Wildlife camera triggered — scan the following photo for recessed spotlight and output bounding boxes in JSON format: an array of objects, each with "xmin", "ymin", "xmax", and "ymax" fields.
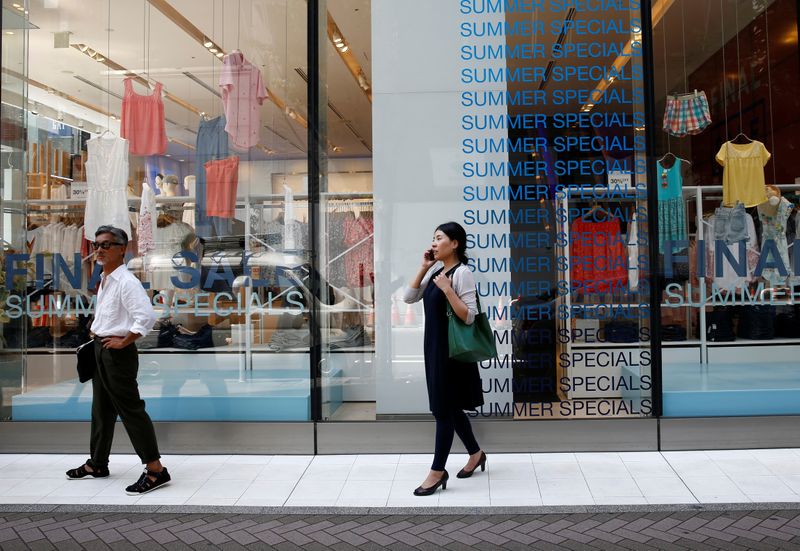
[
  {"xmin": 166, "ymin": 154, "xmax": 172, "ymax": 157},
  {"xmin": 12, "ymin": 3, "xmax": 21, "ymax": 7},
  {"xmin": 209, "ymin": 47, "xmax": 217, "ymax": 53},
  {"xmin": 77, "ymin": 44, "xmax": 88, "ymax": 52},
  {"xmin": 216, "ymin": 52, "xmax": 223, "ymax": 58},
  {"xmin": 95, "ymin": 56, "xmax": 105, "ymax": 62},
  {"xmin": 5, "ymin": 31, "xmax": 14, "ymax": 36},
  {"xmin": 339, "ymin": 45, "xmax": 349, "ymax": 53},
  {"xmin": 203, "ymin": 39, "xmax": 213, "ymax": 47}
]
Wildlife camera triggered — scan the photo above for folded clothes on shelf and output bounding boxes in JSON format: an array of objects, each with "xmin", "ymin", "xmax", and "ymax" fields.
[
  {"xmin": 173, "ymin": 324, "xmax": 214, "ymax": 350},
  {"xmin": 661, "ymin": 324, "xmax": 687, "ymax": 342},
  {"xmin": 604, "ymin": 322, "xmax": 639, "ymax": 343},
  {"xmin": 737, "ymin": 305, "xmax": 775, "ymax": 340}
]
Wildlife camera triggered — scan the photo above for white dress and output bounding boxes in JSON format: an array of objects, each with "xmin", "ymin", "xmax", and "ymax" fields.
[{"xmin": 84, "ymin": 136, "xmax": 132, "ymax": 238}]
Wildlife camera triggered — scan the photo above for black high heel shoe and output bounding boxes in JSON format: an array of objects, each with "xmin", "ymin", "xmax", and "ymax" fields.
[
  {"xmin": 413, "ymin": 470, "xmax": 449, "ymax": 496},
  {"xmin": 456, "ymin": 451, "xmax": 487, "ymax": 479}
]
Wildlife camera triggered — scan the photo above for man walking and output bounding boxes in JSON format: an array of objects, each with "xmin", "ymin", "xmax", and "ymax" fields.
[{"xmin": 66, "ymin": 225, "xmax": 171, "ymax": 495}]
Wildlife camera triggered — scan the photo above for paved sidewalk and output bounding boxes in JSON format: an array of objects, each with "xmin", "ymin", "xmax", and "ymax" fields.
[
  {"xmin": 2, "ymin": 508, "xmax": 800, "ymax": 550},
  {"xmin": 3, "ymin": 449, "xmax": 800, "ymax": 508}
]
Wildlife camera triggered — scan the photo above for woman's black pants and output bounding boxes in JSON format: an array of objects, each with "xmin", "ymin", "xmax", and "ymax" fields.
[{"xmin": 432, "ymin": 408, "xmax": 480, "ymax": 471}]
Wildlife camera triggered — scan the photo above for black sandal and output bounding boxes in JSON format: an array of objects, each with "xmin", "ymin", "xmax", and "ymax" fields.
[
  {"xmin": 125, "ymin": 467, "xmax": 171, "ymax": 495},
  {"xmin": 66, "ymin": 460, "xmax": 109, "ymax": 480}
]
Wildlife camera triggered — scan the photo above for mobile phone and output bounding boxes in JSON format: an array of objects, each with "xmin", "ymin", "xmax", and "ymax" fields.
[{"xmin": 425, "ymin": 249, "xmax": 435, "ymax": 261}]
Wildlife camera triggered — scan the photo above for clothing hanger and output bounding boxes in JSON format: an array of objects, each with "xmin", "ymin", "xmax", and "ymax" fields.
[
  {"xmin": 730, "ymin": 132, "xmax": 753, "ymax": 144},
  {"xmin": 657, "ymin": 152, "xmax": 691, "ymax": 168},
  {"xmin": 583, "ymin": 202, "xmax": 610, "ymax": 220}
]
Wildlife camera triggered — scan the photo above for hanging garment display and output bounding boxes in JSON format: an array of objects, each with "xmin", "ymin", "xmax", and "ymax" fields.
[
  {"xmin": 182, "ymin": 175, "xmax": 196, "ymax": 228},
  {"xmin": 570, "ymin": 217, "xmax": 628, "ymax": 293},
  {"xmin": 194, "ymin": 115, "xmax": 230, "ymax": 237},
  {"xmin": 84, "ymin": 135, "xmax": 132, "ymax": 238},
  {"xmin": 627, "ymin": 213, "xmax": 639, "ymax": 290},
  {"xmin": 143, "ymin": 221, "xmax": 195, "ymax": 291},
  {"xmin": 343, "ymin": 213, "xmax": 374, "ymax": 287},
  {"xmin": 219, "ymin": 51, "xmax": 268, "ymax": 150},
  {"xmin": 657, "ymin": 160, "xmax": 688, "ymax": 254},
  {"xmin": 704, "ymin": 205, "xmax": 759, "ymax": 291},
  {"xmin": 120, "ymin": 78, "xmax": 168, "ymax": 156},
  {"xmin": 716, "ymin": 140, "xmax": 771, "ymax": 207},
  {"xmin": 138, "ymin": 183, "xmax": 156, "ymax": 256},
  {"xmin": 204, "ymin": 156, "xmax": 239, "ymax": 218},
  {"xmin": 757, "ymin": 196, "xmax": 793, "ymax": 287},
  {"xmin": 662, "ymin": 90, "xmax": 711, "ymax": 137}
]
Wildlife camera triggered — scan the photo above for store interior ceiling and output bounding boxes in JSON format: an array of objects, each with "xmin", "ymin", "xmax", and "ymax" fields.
[
  {"xmin": 15, "ymin": 0, "xmax": 373, "ymax": 161},
  {"xmin": 506, "ymin": 0, "xmax": 776, "ymax": 116},
  {"xmin": 7, "ymin": 0, "xmax": 784, "ymax": 159}
]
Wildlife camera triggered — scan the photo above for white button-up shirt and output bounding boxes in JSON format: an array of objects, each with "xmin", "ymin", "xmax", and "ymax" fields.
[{"xmin": 90, "ymin": 265, "xmax": 157, "ymax": 337}]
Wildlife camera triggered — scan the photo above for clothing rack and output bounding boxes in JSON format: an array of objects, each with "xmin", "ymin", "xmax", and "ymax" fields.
[{"xmin": 677, "ymin": 183, "xmax": 800, "ymax": 361}]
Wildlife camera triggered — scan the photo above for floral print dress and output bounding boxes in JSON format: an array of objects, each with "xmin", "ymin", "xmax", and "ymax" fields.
[{"xmin": 758, "ymin": 197, "xmax": 793, "ymax": 287}]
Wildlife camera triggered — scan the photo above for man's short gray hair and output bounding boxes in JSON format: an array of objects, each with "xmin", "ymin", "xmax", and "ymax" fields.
[{"xmin": 95, "ymin": 225, "xmax": 129, "ymax": 246}]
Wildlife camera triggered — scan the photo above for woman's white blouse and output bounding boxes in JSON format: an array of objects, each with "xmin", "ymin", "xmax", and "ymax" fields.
[{"xmin": 402, "ymin": 263, "xmax": 478, "ymax": 325}]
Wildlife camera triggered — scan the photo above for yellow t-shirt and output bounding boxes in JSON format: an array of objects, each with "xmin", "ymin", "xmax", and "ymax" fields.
[{"xmin": 716, "ymin": 140, "xmax": 771, "ymax": 207}]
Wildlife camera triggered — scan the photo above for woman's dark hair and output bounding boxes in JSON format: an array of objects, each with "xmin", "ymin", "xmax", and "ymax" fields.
[{"xmin": 436, "ymin": 221, "xmax": 469, "ymax": 265}]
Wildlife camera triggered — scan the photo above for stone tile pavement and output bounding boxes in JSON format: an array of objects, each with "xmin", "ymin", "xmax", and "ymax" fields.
[{"xmin": 2, "ymin": 507, "xmax": 800, "ymax": 550}]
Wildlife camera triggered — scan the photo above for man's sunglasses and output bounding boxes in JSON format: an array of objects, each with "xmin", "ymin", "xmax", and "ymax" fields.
[{"xmin": 91, "ymin": 241, "xmax": 124, "ymax": 250}]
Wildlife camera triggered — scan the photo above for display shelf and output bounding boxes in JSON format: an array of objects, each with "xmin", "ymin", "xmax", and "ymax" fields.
[
  {"xmin": 22, "ymin": 345, "xmax": 375, "ymax": 354},
  {"xmin": 706, "ymin": 338, "xmax": 800, "ymax": 347}
]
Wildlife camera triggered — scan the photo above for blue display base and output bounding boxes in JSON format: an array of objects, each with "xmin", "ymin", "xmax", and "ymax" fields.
[
  {"xmin": 12, "ymin": 368, "xmax": 341, "ymax": 421},
  {"xmin": 663, "ymin": 362, "xmax": 800, "ymax": 417}
]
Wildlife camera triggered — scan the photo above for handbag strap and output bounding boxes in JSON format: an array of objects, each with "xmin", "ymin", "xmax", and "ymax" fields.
[{"xmin": 446, "ymin": 265, "xmax": 482, "ymax": 318}]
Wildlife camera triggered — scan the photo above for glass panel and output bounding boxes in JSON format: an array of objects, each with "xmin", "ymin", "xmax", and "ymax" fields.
[
  {"xmin": 0, "ymin": 1, "xmax": 29, "ymax": 421},
  {"xmin": 322, "ymin": 1, "xmax": 653, "ymax": 421},
  {"xmin": 1, "ymin": 0, "xmax": 311, "ymax": 422},
  {"xmin": 655, "ymin": 0, "xmax": 800, "ymax": 416}
]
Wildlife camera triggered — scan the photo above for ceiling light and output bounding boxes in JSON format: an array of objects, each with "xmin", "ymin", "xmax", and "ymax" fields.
[
  {"xmin": 15, "ymin": 5, "xmax": 24, "ymax": 11},
  {"xmin": 339, "ymin": 45, "xmax": 349, "ymax": 53},
  {"xmin": 166, "ymin": 154, "xmax": 172, "ymax": 157},
  {"xmin": 209, "ymin": 47, "xmax": 217, "ymax": 53},
  {"xmin": 216, "ymin": 52, "xmax": 223, "ymax": 58},
  {"xmin": 77, "ymin": 44, "xmax": 88, "ymax": 52},
  {"xmin": 77, "ymin": 120, "xmax": 84, "ymax": 128},
  {"xmin": 203, "ymin": 39, "xmax": 213, "ymax": 48},
  {"xmin": 332, "ymin": 146, "xmax": 341, "ymax": 152},
  {"xmin": 12, "ymin": 3, "xmax": 21, "ymax": 7},
  {"xmin": 95, "ymin": 55, "xmax": 105, "ymax": 62},
  {"xmin": 5, "ymin": 31, "xmax": 14, "ymax": 36}
]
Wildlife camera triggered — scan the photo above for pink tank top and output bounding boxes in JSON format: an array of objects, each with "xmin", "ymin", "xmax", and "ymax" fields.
[{"xmin": 120, "ymin": 78, "xmax": 168, "ymax": 156}]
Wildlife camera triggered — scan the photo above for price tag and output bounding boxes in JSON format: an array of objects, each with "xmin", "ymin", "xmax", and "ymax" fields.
[
  {"xmin": 608, "ymin": 171, "xmax": 633, "ymax": 191},
  {"xmin": 70, "ymin": 182, "xmax": 88, "ymax": 200}
]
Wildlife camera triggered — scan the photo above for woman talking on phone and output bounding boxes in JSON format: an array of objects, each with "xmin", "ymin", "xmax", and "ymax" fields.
[{"xmin": 403, "ymin": 221, "xmax": 486, "ymax": 496}]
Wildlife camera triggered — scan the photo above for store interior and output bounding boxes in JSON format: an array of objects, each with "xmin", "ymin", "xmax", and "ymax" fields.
[
  {"xmin": 652, "ymin": 0, "xmax": 800, "ymax": 416},
  {"xmin": 1, "ymin": 0, "xmax": 798, "ymax": 424},
  {"xmin": 0, "ymin": 0, "xmax": 376, "ymax": 422}
]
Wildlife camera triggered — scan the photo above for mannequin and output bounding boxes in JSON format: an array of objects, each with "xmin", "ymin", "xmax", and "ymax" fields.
[
  {"xmin": 159, "ymin": 174, "xmax": 180, "ymax": 197},
  {"xmin": 183, "ymin": 175, "xmax": 196, "ymax": 228},
  {"xmin": 758, "ymin": 185, "xmax": 793, "ymax": 287},
  {"xmin": 758, "ymin": 185, "xmax": 782, "ymax": 217},
  {"xmin": 184, "ymin": 175, "xmax": 195, "ymax": 197}
]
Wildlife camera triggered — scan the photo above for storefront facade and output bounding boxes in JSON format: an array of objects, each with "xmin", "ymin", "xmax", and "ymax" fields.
[{"xmin": 1, "ymin": 0, "xmax": 799, "ymax": 454}]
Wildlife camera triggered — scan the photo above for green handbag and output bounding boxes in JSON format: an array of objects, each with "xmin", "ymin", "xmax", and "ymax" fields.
[{"xmin": 446, "ymin": 295, "xmax": 498, "ymax": 362}]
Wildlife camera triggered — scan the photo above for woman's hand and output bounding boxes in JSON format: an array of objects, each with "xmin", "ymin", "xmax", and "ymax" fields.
[
  {"xmin": 432, "ymin": 272, "xmax": 453, "ymax": 293},
  {"xmin": 421, "ymin": 249, "xmax": 436, "ymax": 269}
]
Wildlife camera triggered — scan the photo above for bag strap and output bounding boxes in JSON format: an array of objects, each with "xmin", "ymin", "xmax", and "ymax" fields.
[{"xmin": 446, "ymin": 265, "xmax": 481, "ymax": 318}]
